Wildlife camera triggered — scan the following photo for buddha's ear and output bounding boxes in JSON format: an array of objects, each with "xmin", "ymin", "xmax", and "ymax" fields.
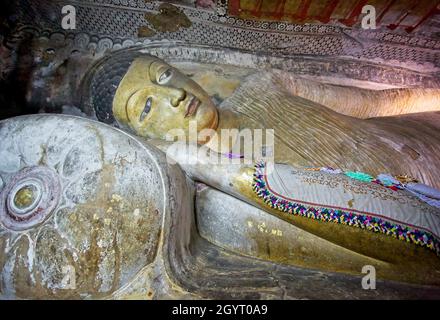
[{"xmin": 112, "ymin": 78, "xmax": 130, "ymax": 125}]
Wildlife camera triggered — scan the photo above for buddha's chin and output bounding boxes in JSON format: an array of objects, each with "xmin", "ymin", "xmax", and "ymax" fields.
[{"xmin": 194, "ymin": 105, "xmax": 218, "ymax": 131}]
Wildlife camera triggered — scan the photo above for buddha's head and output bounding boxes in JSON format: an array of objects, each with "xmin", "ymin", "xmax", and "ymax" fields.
[{"xmin": 112, "ymin": 56, "xmax": 218, "ymax": 142}]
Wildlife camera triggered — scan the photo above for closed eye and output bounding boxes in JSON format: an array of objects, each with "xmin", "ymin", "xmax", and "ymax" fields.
[{"xmin": 139, "ymin": 97, "xmax": 152, "ymax": 122}]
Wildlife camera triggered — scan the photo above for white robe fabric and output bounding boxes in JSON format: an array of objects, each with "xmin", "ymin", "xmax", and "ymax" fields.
[{"xmin": 262, "ymin": 163, "xmax": 440, "ymax": 241}]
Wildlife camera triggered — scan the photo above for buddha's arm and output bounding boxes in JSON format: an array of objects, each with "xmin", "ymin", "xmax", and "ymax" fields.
[
  {"xmin": 152, "ymin": 141, "xmax": 250, "ymax": 198},
  {"xmin": 273, "ymin": 72, "xmax": 440, "ymax": 119}
]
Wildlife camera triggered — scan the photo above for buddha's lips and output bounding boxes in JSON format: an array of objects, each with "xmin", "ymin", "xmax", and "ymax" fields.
[{"xmin": 184, "ymin": 96, "xmax": 200, "ymax": 118}]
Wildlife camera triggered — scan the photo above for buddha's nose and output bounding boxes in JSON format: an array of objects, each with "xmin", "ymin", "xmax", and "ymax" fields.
[{"xmin": 170, "ymin": 88, "xmax": 186, "ymax": 107}]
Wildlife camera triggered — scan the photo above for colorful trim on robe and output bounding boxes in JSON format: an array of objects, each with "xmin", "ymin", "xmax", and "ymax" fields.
[{"xmin": 252, "ymin": 162, "xmax": 440, "ymax": 257}]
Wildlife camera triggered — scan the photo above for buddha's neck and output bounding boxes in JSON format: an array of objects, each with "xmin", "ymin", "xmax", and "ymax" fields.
[{"xmin": 203, "ymin": 107, "xmax": 244, "ymax": 154}]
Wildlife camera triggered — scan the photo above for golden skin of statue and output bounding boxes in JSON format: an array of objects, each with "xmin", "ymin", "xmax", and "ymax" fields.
[
  {"xmin": 113, "ymin": 56, "xmax": 440, "ymax": 285},
  {"xmin": 113, "ymin": 58, "xmax": 218, "ymax": 143}
]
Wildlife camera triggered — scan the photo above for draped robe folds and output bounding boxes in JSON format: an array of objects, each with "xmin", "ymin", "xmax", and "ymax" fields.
[{"xmin": 220, "ymin": 71, "xmax": 440, "ymax": 190}]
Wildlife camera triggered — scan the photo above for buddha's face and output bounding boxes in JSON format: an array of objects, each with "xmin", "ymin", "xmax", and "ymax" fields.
[{"xmin": 113, "ymin": 56, "xmax": 218, "ymax": 142}]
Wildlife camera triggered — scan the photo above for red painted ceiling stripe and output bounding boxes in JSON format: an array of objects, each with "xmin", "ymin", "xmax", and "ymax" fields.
[
  {"xmin": 316, "ymin": 0, "xmax": 340, "ymax": 24},
  {"xmin": 377, "ymin": 0, "xmax": 397, "ymax": 24},
  {"xmin": 251, "ymin": 0, "xmax": 264, "ymax": 18},
  {"xmin": 296, "ymin": 0, "xmax": 313, "ymax": 21},
  {"xmin": 339, "ymin": 0, "xmax": 369, "ymax": 26},
  {"xmin": 405, "ymin": 1, "xmax": 440, "ymax": 33},
  {"xmin": 228, "ymin": 0, "xmax": 241, "ymax": 16},
  {"xmin": 273, "ymin": 0, "xmax": 287, "ymax": 20},
  {"xmin": 388, "ymin": 1, "xmax": 419, "ymax": 30},
  {"xmin": 228, "ymin": 0, "xmax": 438, "ymax": 33}
]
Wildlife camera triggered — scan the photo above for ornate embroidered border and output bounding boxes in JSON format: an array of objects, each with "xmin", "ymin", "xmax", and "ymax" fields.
[{"xmin": 252, "ymin": 161, "xmax": 440, "ymax": 256}]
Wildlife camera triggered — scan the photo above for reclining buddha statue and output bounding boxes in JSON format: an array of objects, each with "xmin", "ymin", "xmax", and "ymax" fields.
[
  {"xmin": 2, "ymin": 50, "xmax": 440, "ymax": 299},
  {"xmin": 79, "ymin": 52, "xmax": 440, "ymax": 287},
  {"xmin": 84, "ymin": 51, "xmax": 440, "ymax": 186},
  {"xmin": 3, "ymin": 113, "xmax": 438, "ymax": 299}
]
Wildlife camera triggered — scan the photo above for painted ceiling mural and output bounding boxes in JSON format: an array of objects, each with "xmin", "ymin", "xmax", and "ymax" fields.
[
  {"xmin": 4, "ymin": 1, "xmax": 440, "ymax": 63},
  {"xmin": 1, "ymin": 0, "xmax": 440, "ymax": 89},
  {"xmin": 228, "ymin": 0, "xmax": 440, "ymax": 33}
]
